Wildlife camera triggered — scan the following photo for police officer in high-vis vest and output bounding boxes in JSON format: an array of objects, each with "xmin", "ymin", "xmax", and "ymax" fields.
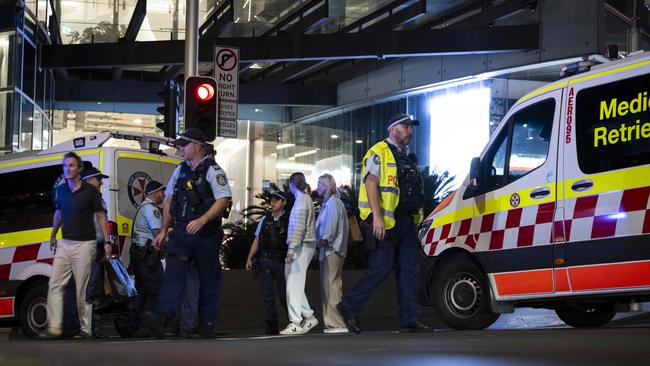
[
  {"xmin": 144, "ymin": 128, "xmax": 232, "ymax": 339},
  {"xmin": 338, "ymin": 113, "xmax": 432, "ymax": 334}
]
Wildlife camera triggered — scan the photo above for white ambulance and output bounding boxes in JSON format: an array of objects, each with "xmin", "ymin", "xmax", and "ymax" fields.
[
  {"xmin": 0, "ymin": 132, "xmax": 181, "ymax": 337},
  {"xmin": 419, "ymin": 52, "xmax": 650, "ymax": 330}
]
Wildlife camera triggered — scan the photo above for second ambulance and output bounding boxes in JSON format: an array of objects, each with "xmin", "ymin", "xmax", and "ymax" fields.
[{"xmin": 419, "ymin": 52, "xmax": 650, "ymax": 330}]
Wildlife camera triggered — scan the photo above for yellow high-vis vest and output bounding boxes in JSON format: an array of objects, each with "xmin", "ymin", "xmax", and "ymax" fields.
[{"xmin": 358, "ymin": 141, "xmax": 423, "ymax": 230}]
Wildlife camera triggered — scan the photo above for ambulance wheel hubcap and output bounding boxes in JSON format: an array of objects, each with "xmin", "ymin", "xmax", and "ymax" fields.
[
  {"xmin": 29, "ymin": 298, "xmax": 48, "ymax": 331},
  {"xmin": 447, "ymin": 275, "xmax": 481, "ymax": 316}
]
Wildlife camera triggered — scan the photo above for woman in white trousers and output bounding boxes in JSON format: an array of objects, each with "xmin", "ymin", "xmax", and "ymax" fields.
[{"xmin": 280, "ymin": 172, "xmax": 319, "ymax": 335}]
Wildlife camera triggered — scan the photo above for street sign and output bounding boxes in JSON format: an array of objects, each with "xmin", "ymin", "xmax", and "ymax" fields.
[{"xmin": 214, "ymin": 46, "xmax": 239, "ymax": 138}]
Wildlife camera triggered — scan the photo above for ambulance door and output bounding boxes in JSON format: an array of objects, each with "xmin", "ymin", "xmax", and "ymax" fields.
[
  {"xmin": 562, "ymin": 65, "xmax": 650, "ymax": 293},
  {"xmin": 113, "ymin": 151, "xmax": 179, "ymax": 265},
  {"xmin": 474, "ymin": 91, "xmax": 562, "ymax": 299}
]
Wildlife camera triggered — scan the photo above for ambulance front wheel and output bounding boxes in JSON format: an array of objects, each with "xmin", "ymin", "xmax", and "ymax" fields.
[
  {"xmin": 19, "ymin": 283, "xmax": 49, "ymax": 338},
  {"xmin": 433, "ymin": 256, "xmax": 500, "ymax": 330},
  {"xmin": 555, "ymin": 307, "xmax": 615, "ymax": 328}
]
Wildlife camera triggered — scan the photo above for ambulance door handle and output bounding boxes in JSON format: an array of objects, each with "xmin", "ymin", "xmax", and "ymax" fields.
[
  {"xmin": 529, "ymin": 187, "xmax": 551, "ymax": 199},
  {"xmin": 571, "ymin": 180, "xmax": 593, "ymax": 192}
]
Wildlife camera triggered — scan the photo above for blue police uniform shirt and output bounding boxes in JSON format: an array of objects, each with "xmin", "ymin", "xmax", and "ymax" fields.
[
  {"xmin": 164, "ymin": 156, "xmax": 233, "ymax": 201},
  {"xmin": 255, "ymin": 216, "xmax": 266, "ymax": 237},
  {"xmin": 132, "ymin": 197, "xmax": 163, "ymax": 246}
]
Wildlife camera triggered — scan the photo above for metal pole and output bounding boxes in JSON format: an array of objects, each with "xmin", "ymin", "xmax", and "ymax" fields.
[
  {"xmin": 629, "ymin": 0, "xmax": 641, "ymax": 53},
  {"xmin": 185, "ymin": 0, "xmax": 199, "ymax": 79}
]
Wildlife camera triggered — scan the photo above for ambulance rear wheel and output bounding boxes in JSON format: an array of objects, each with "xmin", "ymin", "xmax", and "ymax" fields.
[
  {"xmin": 433, "ymin": 257, "xmax": 499, "ymax": 330},
  {"xmin": 19, "ymin": 283, "xmax": 49, "ymax": 338},
  {"xmin": 555, "ymin": 307, "xmax": 615, "ymax": 328}
]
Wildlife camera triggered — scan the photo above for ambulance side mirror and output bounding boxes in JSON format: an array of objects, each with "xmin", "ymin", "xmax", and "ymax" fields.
[{"xmin": 469, "ymin": 157, "xmax": 481, "ymax": 189}]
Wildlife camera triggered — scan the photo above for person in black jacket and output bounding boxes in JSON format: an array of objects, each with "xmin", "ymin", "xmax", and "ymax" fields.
[{"xmin": 246, "ymin": 191, "xmax": 289, "ymax": 335}]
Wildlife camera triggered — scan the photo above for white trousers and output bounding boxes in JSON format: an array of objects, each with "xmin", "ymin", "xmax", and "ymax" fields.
[
  {"xmin": 285, "ymin": 241, "xmax": 316, "ymax": 324},
  {"xmin": 46, "ymin": 239, "xmax": 96, "ymax": 334}
]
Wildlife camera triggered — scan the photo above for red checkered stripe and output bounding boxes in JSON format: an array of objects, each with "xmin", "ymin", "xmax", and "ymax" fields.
[
  {"xmin": 0, "ymin": 242, "xmax": 53, "ymax": 282},
  {"xmin": 421, "ymin": 185, "xmax": 650, "ymax": 256},
  {"xmin": 422, "ymin": 201, "xmax": 556, "ymax": 256},
  {"xmin": 562, "ymin": 185, "xmax": 650, "ymax": 242}
]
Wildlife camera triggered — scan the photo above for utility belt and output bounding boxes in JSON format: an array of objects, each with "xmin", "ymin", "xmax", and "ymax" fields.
[
  {"xmin": 130, "ymin": 239, "xmax": 162, "ymax": 268},
  {"xmin": 256, "ymin": 249, "xmax": 286, "ymax": 262},
  {"xmin": 174, "ymin": 219, "xmax": 222, "ymax": 228}
]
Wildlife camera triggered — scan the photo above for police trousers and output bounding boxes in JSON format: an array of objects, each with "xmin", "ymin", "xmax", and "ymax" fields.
[
  {"xmin": 339, "ymin": 215, "xmax": 421, "ymax": 326},
  {"xmin": 257, "ymin": 257, "xmax": 287, "ymax": 325},
  {"xmin": 131, "ymin": 251, "xmax": 164, "ymax": 328},
  {"xmin": 155, "ymin": 227, "xmax": 223, "ymax": 324}
]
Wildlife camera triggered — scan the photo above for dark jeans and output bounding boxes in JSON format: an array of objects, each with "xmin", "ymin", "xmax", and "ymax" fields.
[
  {"xmin": 131, "ymin": 253, "xmax": 164, "ymax": 329},
  {"xmin": 155, "ymin": 227, "xmax": 223, "ymax": 324},
  {"xmin": 257, "ymin": 257, "xmax": 287, "ymax": 325},
  {"xmin": 339, "ymin": 215, "xmax": 421, "ymax": 326},
  {"xmin": 62, "ymin": 277, "xmax": 80, "ymax": 336}
]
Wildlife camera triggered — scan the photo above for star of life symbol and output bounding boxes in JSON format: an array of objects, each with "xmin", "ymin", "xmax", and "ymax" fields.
[{"xmin": 510, "ymin": 193, "xmax": 521, "ymax": 208}]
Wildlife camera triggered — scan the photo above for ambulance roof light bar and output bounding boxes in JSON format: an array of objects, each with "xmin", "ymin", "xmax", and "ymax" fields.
[
  {"xmin": 560, "ymin": 60, "xmax": 599, "ymax": 78},
  {"xmin": 39, "ymin": 131, "xmax": 176, "ymax": 156}
]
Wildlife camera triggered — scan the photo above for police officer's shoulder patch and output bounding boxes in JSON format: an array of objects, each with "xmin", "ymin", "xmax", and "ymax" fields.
[
  {"xmin": 153, "ymin": 208, "xmax": 161, "ymax": 219},
  {"xmin": 373, "ymin": 154, "xmax": 381, "ymax": 164},
  {"xmin": 216, "ymin": 174, "xmax": 228, "ymax": 186}
]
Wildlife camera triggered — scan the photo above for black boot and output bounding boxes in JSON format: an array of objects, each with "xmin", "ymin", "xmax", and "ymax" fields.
[
  {"xmin": 261, "ymin": 320, "xmax": 279, "ymax": 335},
  {"xmin": 142, "ymin": 311, "xmax": 170, "ymax": 339},
  {"xmin": 337, "ymin": 303, "xmax": 362, "ymax": 334},
  {"xmin": 188, "ymin": 321, "xmax": 218, "ymax": 339}
]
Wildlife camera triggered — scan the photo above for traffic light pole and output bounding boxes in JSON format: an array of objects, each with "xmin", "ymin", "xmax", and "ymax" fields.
[{"xmin": 185, "ymin": 0, "xmax": 199, "ymax": 79}]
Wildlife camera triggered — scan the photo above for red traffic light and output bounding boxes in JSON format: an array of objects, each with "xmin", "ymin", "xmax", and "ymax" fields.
[{"xmin": 195, "ymin": 83, "xmax": 215, "ymax": 102}]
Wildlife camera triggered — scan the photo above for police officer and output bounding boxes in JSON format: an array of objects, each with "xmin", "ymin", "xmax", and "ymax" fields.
[
  {"xmin": 245, "ymin": 191, "xmax": 289, "ymax": 335},
  {"xmin": 144, "ymin": 128, "xmax": 232, "ymax": 339},
  {"xmin": 129, "ymin": 180, "xmax": 165, "ymax": 337},
  {"xmin": 337, "ymin": 113, "xmax": 433, "ymax": 334}
]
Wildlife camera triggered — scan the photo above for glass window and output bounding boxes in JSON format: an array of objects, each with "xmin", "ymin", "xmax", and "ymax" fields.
[
  {"xmin": 0, "ymin": 32, "xmax": 13, "ymax": 89},
  {"xmin": 507, "ymin": 99, "xmax": 555, "ymax": 182},
  {"xmin": 41, "ymin": 115, "xmax": 50, "ymax": 149},
  {"xmin": 13, "ymin": 33, "xmax": 22, "ymax": 91},
  {"xmin": 11, "ymin": 93, "xmax": 20, "ymax": 149},
  {"xmin": 22, "ymin": 41, "xmax": 36, "ymax": 97},
  {"xmin": 0, "ymin": 92, "xmax": 11, "ymax": 150},
  {"xmin": 483, "ymin": 129, "xmax": 509, "ymax": 192},
  {"xmin": 576, "ymin": 73, "xmax": 650, "ymax": 174},
  {"xmin": 20, "ymin": 96, "xmax": 33, "ymax": 151},
  {"xmin": 32, "ymin": 109, "xmax": 42, "ymax": 150},
  {"xmin": 0, "ymin": 164, "xmax": 62, "ymax": 234}
]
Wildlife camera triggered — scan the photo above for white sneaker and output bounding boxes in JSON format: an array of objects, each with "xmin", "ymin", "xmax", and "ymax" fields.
[
  {"xmin": 279, "ymin": 323, "xmax": 305, "ymax": 335},
  {"xmin": 301, "ymin": 317, "xmax": 319, "ymax": 333},
  {"xmin": 323, "ymin": 327, "xmax": 349, "ymax": 334}
]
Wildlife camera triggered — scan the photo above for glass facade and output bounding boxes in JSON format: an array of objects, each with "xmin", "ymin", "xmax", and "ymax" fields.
[
  {"xmin": 52, "ymin": 0, "xmax": 433, "ymax": 44},
  {"xmin": 0, "ymin": 5, "xmax": 54, "ymax": 155}
]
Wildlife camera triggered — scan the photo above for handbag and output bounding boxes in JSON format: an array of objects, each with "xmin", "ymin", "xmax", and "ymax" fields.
[
  {"xmin": 348, "ymin": 215, "xmax": 363, "ymax": 243},
  {"xmin": 105, "ymin": 256, "xmax": 138, "ymax": 303}
]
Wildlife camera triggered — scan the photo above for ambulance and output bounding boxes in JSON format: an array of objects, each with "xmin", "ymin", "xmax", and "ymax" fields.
[
  {"xmin": 0, "ymin": 131, "xmax": 181, "ymax": 337},
  {"xmin": 419, "ymin": 52, "xmax": 650, "ymax": 330}
]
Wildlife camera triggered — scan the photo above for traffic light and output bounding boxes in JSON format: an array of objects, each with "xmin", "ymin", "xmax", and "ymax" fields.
[
  {"xmin": 156, "ymin": 81, "xmax": 179, "ymax": 138},
  {"xmin": 185, "ymin": 76, "xmax": 217, "ymax": 141}
]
